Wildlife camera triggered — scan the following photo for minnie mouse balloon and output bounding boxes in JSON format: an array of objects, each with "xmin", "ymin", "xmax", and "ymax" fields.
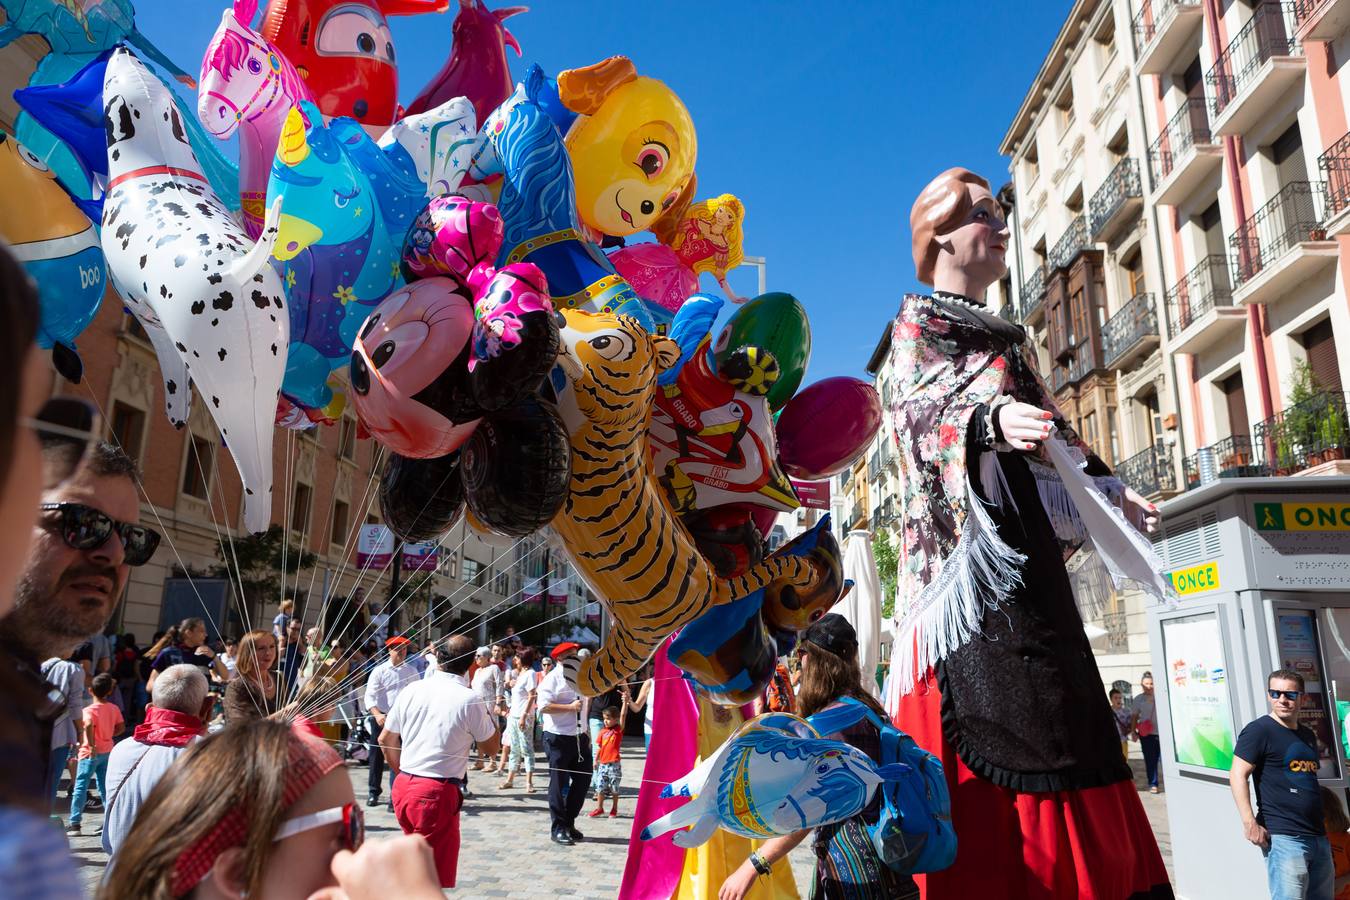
[{"xmin": 349, "ymin": 277, "xmax": 482, "ymax": 458}]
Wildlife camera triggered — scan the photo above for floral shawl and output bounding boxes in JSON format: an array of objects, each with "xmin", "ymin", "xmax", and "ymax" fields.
[{"xmin": 887, "ymin": 294, "xmax": 1166, "ymax": 694}]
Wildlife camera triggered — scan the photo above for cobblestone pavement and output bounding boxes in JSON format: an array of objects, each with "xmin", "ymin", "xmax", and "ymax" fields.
[{"xmin": 68, "ymin": 740, "xmax": 1172, "ymax": 897}]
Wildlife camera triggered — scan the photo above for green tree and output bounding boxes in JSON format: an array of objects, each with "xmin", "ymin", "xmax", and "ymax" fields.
[
  {"xmin": 212, "ymin": 525, "xmax": 317, "ymax": 617},
  {"xmin": 873, "ymin": 531, "xmax": 899, "ymax": 619}
]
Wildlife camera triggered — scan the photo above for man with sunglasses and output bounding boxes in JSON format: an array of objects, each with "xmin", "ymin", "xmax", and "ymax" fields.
[
  {"xmin": 1231, "ymin": 668, "xmax": 1334, "ymax": 900},
  {"xmin": 2, "ymin": 439, "xmax": 159, "ymax": 782}
]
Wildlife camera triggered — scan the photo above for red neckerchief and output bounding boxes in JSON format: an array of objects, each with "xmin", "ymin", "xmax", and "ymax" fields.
[{"xmin": 132, "ymin": 706, "xmax": 205, "ymax": 748}]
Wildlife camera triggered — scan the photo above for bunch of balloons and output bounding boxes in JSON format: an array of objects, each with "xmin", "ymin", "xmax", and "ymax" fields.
[{"xmin": 7, "ymin": 0, "xmax": 884, "ymax": 705}]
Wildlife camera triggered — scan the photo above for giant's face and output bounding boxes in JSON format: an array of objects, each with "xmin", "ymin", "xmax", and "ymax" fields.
[
  {"xmin": 565, "ymin": 76, "xmax": 696, "ymax": 238},
  {"xmin": 349, "ymin": 278, "xmax": 481, "ymax": 458}
]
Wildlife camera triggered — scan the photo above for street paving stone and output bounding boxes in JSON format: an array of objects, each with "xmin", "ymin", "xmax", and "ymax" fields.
[{"xmin": 68, "ymin": 739, "xmax": 1172, "ymax": 896}]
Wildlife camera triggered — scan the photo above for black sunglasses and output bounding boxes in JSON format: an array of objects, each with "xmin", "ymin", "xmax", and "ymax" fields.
[
  {"xmin": 20, "ymin": 397, "xmax": 100, "ymax": 485},
  {"xmin": 39, "ymin": 502, "xmax": 161, "ymax": 566},
  {"xmin": 1269, "ymin": 689, "xmax": 1302, "ymax": 701}
]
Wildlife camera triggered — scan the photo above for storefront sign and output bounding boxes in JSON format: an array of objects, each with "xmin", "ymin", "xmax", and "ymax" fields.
[
  {"xmin": 1255, "ymin": 502, "xmax": 1350, "ymax": 532},
  {"xmin": 356, "ymin": 525, "xmax": 394, "ymax": 569},
  {"xmin": 1161, "ymin": 613, "xmax": 1235, "ymax": 770},
  {"xmin": 1168, "ymin": 561, "xmax": 1221, "ymax": 596}
]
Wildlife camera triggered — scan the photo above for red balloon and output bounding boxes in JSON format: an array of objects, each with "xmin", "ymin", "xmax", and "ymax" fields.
[{"xmin": 775, "ymin": 377, "xmax": 882, "ymax": 481}]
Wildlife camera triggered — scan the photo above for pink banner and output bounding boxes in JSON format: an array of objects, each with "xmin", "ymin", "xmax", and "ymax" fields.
[
  {"xmin": 401, "ymin": 541, "xmax": 439, "ymax": 572},
  {"xmin": 356, "ymin": 525, "xmax": 393, "ymax": 569},
  {"xmin": 791, "ymin": 479, "xmax": 830, "ymax": 510}
]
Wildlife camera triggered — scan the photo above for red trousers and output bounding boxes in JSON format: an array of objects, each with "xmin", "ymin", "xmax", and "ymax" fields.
[
  {"xmin": 391, "ymin": 772, "xmax": 463, "ymax": 888},
  {"xmin": 896, "ymin": 669, "xmax": 1172, "ymax": 899}
]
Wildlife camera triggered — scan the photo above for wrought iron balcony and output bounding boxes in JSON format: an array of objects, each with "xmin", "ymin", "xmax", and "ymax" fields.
[
  {"xmin": 1102, "ymin": 292, "xmax": 1160, "ymax": 369},
  {"xmin": 1293, "ymin": 0, "xmax": 1350, "ymax": 39},
  {"xmin": 1049, "ymin": 215, "xmax": 1090, "ymax": 271},
  {"xmin": 1183, "ymin": 434, "xmax": 1269, "ymax": 489},
  {"xmin": 1319, "ymin": 130, "xmax": 1350, "ymax": 219},
  {"xmin": 1133, "ymin": 0, "xmax": 1207, "ymax": 73},
  {"xmin": 1206, "ymin": 2, "xmax": 1301, "ymax": 123},
  {"xmin": 1254, "ymin": 390, "xmax": 1350, "ymax": 473},
  {"xmin": 1116, "ymin": 443, "xmax": 1177, "ymax": 498},
  {"xmin": 1294, "ymin": 0, "xmax": 1331, "ymax": 23},
  {"xmin": 1089, "ymin": 158, "xmax": 1143, "ymax": 240},
  {"xmin": 1229, "ymin": 180, "xmax": 1328, "ymax": 286},
  {"xmin": 1020, "ymin": 263, "xmax": 1048, "ymax": 322},
  {"xmin": 1164, "ymin": 254, "xmax": 1234, "ymax": 337},
  {"xmin": 1148, "ymin": 98, "xmax": 1213, "ymax": 184}
]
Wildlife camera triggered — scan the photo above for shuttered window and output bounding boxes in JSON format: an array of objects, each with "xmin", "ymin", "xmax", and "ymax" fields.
[
  {"xmin": 1222, "ymin": 372, "xmax": 1250, "ymax": 437},
  {"xmin": 1301, "ymin": 319, "xmax": 1342, "ymax": 393}
]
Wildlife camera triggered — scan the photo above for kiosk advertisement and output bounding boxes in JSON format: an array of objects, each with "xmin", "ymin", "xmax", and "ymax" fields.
[{"xmin": 1161, "ymin": 613, "xmax": 1235, "ymax": 770}]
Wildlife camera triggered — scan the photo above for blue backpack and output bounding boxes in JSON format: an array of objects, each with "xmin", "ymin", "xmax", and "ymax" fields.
[{"xmin": 806, "ymin": 696, "xmax": 956, "ymax": 874}]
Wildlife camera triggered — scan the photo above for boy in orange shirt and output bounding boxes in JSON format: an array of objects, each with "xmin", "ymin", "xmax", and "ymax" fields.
[
  {"xmin": 589, "ymin": 705, "xmax": 627, "ymax": 818},
  {"xmin": 1324, "ymin": 787, "xmax": 1350, "ymax": 899},
  {"xmin": 68, "ymin": 673, "xmax": 125, "ymax": 835}
]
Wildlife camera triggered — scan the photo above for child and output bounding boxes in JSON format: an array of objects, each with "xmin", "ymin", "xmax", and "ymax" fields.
[
  {"xmin": 1110, "ymin": 689, "xmax": 1131, "ymax": 760},
  {"xmin": 68, "ymin": 673, "xmax": 125, "ymax": 835},
  {"xmin": 589, "ymin": 704, "xmax": 627, "ymax": 818},
  {"xmin": 1323, "ymin": 786, "xmax": 1350, "ymax": 899}
]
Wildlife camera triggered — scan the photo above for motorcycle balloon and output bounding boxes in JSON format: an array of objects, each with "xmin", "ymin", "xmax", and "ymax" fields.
[
  {"xmin": 379, "ymin": 450, "xmax": 466, "ymax": 543},
  {"xmin": 776, "ymin": 377, "xmax": 883, "ymax": 481},
  {"xmin": 669, "ymin": 588, "xmax": 777, "ymax": 707},
  {"xmin": 461, "ymin": 397, "xmax": 572, "ymax": 536},
  {"xmin": 711, "ymin": 292, "xmax": 811, "ymax": 411}
]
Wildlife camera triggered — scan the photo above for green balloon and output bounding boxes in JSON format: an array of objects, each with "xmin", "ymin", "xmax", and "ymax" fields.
[{"xmin": 713, "ymin": 292, "xmax": 812, "ymax": 410}]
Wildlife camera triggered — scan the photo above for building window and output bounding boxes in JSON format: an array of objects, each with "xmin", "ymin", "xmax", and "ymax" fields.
[
  {"xmin": 1056, "ymin": 83, "xmax": 1075, "ymax": 134},
  {"xmin": 109, "ymin": 402, "xmax": 146, "ymax": 465},
  {"xmin": 331, "ymin": 500, "xmax": 349, "ymax": 547},
  {"xmin": 338, "ymin": 417, "xmax": 357, "ymax": 461},
  {"xmin": 1300, "ymin": 318, "xmax": 1342, "ymax": 393},
  {"xmin": 365, "ymin": 513, "xmax": 379, "ymax": 525},
  {"xmin": 1094, "ymin": 15, "xmax": 1116, "ymax": 70},
  {"xmin": 1082, "ymin": 411, "xmax": 1098, "ymax": 450},
  {"xmin": 181, "ymin": 434, "xmax": 215, "ymax": 500},
  {"xmin": 1124, "ymin": 250, "xmax": 1145, "ymax": 298},
  {"xmin": 1070, "ymin": 288, "xmax": 1090, "ymax": 349},
  {"xmin": 462, "ymin": 558, "xmax": 482, "ymax": 585},
  {"xmin": 493, "ymin": 568, "xmax": 510, "ymax": 595},
  {"xmin": 291, "ymin": 482, "xmax": 312, "ymax": 536},
  {"xmin": 1107, "ymin": 407, "xmax": 1120, "ymax": 464},
  {"xmin": 122, "ymin": 313, "xmax": 149, "ymax": 343}
]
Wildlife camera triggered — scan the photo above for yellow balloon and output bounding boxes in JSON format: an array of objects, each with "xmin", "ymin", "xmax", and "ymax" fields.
[{"xmin": 558, "ymin": 57, "xmax": 697, "ymax": 239}]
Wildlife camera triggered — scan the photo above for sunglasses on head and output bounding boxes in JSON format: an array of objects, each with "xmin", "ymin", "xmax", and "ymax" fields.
[
  {"xmin": 39, "ymin": 502, "xmax": 161, "ymax": 566},
  {"xmin": 19, "ymin": 397, "xmax": 100, "ymax": 486},
  {"xmin": 1269, "ymin": 689, "xmax": 1302, "ymax": 701},
  {"xmin": 273, "ymin": 802, "xmax": 364, "ymax": 851}
]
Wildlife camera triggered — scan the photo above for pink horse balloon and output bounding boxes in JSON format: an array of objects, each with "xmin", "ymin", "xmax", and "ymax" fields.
[
  {"xmin": 198, "ymin": 0, "xmax": 313, "ymax": 238},
  {"xmin": 405, "ymin": 0, "xmax": 525, "ymax": 126}
]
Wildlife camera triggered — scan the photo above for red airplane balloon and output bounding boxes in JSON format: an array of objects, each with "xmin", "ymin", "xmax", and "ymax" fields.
[{"xmin": 260, "ymin": 0, "xmax": 447, "ymax": 135}]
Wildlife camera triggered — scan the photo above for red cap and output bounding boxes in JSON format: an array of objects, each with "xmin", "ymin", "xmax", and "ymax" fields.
[
  {"xmin": 550, "ymin": 642, "xmax": 580, "ymax": 659},
  {"xmin": 385, "ymin": 636, "xmax": 411, "ymax": 648}
]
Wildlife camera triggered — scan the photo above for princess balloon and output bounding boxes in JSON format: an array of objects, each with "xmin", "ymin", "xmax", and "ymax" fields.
[{"xmin": 610, "ymin": 191, "xmax": 746, "ymax": 314}]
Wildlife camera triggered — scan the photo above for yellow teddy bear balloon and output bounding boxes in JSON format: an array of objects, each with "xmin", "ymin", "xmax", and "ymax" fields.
[{"xmin": 557, "ymin": 56, "xmax": 697, "ymax": 240}]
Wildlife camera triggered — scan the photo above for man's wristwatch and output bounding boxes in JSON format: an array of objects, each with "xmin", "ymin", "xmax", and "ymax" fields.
[{"xmin": 749, "ymin": 851, "xmax": 772, "ymax": 876}]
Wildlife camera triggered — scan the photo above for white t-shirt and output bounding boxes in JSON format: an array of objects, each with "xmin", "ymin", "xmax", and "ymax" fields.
[
  {"xmin": 509, "ymin": 669, "xmax": 539, "ymax": 719},
  {"xmin": 471, "ymin": 663, "xmax": 502, "ymax": 707},
  {"xmin": 536, "ymin": 665, "xmax": 582, "ymax": 736},
  {"xmin": 102, "ymin": 739, "xmax": 196, "ymax": 857},
  {"xmin": 384, "ymin": 670, "xmax": 496, "ymax": 780},
  {"xmin": 363, "ymin": 659, "xmax": 421, "ymax": 715}
]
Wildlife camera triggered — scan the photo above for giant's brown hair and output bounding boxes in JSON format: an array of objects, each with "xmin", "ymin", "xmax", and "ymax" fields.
[
  {"xmin": 909, "ymin": 167, "xmax": 991, "ymax": 286},
  {"xmin": 796, "ymin": 638, "xmax": 890, "ymax": 721},
  {"xmin": 98, "ymin": 719, "xmax": 297, "ymax": 899}
]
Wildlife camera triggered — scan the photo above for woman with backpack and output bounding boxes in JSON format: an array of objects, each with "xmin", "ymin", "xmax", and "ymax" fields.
[{"xmin": 718, "ymin": 614, "xmax": 919, "ymax": 900}]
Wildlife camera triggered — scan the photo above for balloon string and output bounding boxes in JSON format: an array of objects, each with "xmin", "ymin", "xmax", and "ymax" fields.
[{"xmin": 77, "ymin": 382, "xmax": 238, "ymax": 648}]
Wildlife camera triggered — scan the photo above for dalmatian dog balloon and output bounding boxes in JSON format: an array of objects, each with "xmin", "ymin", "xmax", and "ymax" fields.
[{"xmin": 100, "ymin": 47, "xmax": 288, "ymax": 533}]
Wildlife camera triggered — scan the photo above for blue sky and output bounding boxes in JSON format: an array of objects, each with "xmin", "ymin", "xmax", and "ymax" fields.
[{"xmin": 133, "ymin": 0, "xmax": 1072, "ymax": 382}]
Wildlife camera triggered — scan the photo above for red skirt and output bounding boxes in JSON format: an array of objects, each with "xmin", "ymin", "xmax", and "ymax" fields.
[{"xmin": 895, "ymin": 669, "xmax": 1173, "ymax": 900}]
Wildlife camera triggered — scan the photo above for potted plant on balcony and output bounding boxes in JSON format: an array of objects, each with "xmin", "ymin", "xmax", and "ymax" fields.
[
  {"xmin": 1283, "ymin": 362, "xmax": 1323, "ymax": 471},
  {"xmin": 1317, "ymin": 398, "xmax": 1349, "ymax": 463}
]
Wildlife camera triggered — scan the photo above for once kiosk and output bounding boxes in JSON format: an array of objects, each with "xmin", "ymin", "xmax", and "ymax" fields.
[{"xmin": 1148, "ymin": 476, "xmax": 1350, "ymax": 899}]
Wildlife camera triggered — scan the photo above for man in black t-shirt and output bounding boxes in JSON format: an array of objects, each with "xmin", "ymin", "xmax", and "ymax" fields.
[{"xmin": 1230, "ymin": 668, "xmax": 1333, "ymax": 900}]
